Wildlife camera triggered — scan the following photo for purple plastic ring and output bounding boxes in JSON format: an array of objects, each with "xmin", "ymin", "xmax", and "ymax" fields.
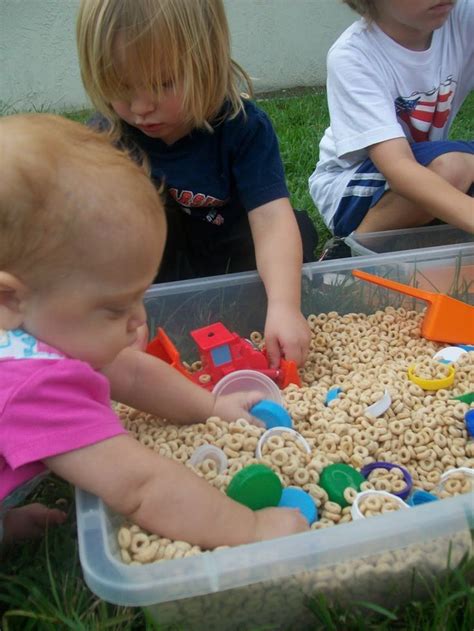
[{"xmin": 360, "ymin": 461, "xmax": 413, "ymax": 500}]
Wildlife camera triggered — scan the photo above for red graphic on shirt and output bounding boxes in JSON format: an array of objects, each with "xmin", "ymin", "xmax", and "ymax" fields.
[
  {"xmin": 169, "ymin": 188, "xmax": 227, "ymax": 225},
  {"xmin": 394, "ymin": 76, "xmax": 456, "ymax": 142},
  {"xmin": 169, "ymin": 188, "xmax": 227, "ymax": 208}
]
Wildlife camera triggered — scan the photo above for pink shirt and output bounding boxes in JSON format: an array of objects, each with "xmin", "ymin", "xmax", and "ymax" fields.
[{"xmin": 0, "ymin": 329, "xmax": 127, "ymax": 502}]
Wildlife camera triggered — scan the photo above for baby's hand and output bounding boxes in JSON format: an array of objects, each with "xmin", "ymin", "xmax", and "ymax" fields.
[
  {"xmin": 211, "ymin": 391, "xmax": 265, "ymax": 427},
  {"xmin": 254, "ymin": 506, "xmax": 309, "ymax": 540},
  {"xmin": 264, "ymin": 303, "xmax": 311, "ymax": 368}
]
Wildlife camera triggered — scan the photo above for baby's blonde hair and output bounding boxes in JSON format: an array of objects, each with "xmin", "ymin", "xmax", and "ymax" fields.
[
  {"xmin": 342, "ymin": 0, "xmax": 377, "ymax": 20},
  {"xmin": 0, "ymin": 113, "xmax": 164, "ymax": 287},
  {"xmin": 77, "ymin": 0, "xmax": 253, "ymax": 139}
]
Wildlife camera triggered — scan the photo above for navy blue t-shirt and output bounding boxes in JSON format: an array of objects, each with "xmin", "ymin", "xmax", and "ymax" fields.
[{"xmin": 92, "ymin": 99, "xmax": 289, "ymax": 229}]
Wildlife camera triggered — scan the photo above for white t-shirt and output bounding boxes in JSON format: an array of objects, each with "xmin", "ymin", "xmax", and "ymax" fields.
[{"xmin": 309, "ymin": 0, "xmax": 474, "ymax": 230}]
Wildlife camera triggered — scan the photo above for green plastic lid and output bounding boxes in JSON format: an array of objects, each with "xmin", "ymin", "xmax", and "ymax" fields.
[
  {"xmin": 319, "ymin": 463, "xmax": 365, "ymax": 507},
  {"xmin": 226, "ymin": 464, "xmax": 283, "ymax": 510},
  {"xmin": 451, "ymin": 392, "xmax": 474, "ymax": 405}
]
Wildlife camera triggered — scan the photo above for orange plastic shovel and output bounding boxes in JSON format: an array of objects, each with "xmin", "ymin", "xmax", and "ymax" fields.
[{"xmin": 352, "ymin": 269, "xmax": 474, "ymax": 345}]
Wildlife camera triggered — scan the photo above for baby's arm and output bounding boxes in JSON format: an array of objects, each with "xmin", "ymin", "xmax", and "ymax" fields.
[
  {"xmin": 102, "ymin": 349, "xmax": 263, "ymax": 425},
  {"xmin": 249, "ymin": 199, "xmax": 310, "ymax": 368},
  {"xmin": 367, "ymin": 138, "xmax": 473, "ymax": 232},
  {"xmin": 45, "ymin": 435, "xmax": 308, "ymax": 548}
]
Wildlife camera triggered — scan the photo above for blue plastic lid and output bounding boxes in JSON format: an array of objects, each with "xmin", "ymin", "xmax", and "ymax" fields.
[
  {"xmin": 250, "ymin": 400, "xmax": 292, "ymax": 429},
  {"xmin": 465, "ymin": 409, "xmax": 474, "ymax": 438},
  {"xmin": 325, "ymin": 386, "xmax": 342, "ymax": 406},
  {"xmin": 278, "ymin": 487, "xmax": 318, "ymax": 524},
  {"xmin": 407, "ymin": 490, "xmax": 439, "ymax": 506}
]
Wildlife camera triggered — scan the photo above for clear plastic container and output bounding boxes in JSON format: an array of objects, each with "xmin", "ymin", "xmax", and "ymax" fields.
[
  {"xmin": 76, "ymin": 245, "xmax": 474, "ymax": 630},
  {"xmin": 344, "ymin": 224, "xmax": 473, "ymax": 257},
  {"xmin": 212, "ymin": 369, "xmax": 283, "ymax": 404}
]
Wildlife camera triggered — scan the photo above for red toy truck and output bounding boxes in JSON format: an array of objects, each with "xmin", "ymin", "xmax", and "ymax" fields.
[{"xmin": 146, "ymin": 322, "xmax": 300, "ymax": 390}]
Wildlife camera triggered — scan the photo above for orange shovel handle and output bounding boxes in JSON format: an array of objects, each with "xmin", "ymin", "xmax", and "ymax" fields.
[{"xmin": 352, "ymin": 269, "xmax": 435, "ymax": 304}]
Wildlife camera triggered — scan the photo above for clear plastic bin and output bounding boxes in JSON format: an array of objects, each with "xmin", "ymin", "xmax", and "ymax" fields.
[
  {"xmin": 76, "ymin": 245, "xmax": 474, "ymax": 631},
  {"xmin": 344, "ymin": 224, "xmax": 473, "ymax": 257}
]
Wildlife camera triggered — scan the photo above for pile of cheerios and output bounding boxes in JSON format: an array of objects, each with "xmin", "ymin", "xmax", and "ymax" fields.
[
  {"xmin": 409, "ymin": 358, "xmax": 453, "ymax": 381},
  {"xmin": 366, "ymin": 467, "xmax": 407, "ymax": 494},
  {"xmin": 437, "ymin": 470, "xmax": 473, "ymax": 498},
  {"xmin": 116, "ymin": 307, "xmax": 474, "ymax": 566},
  {"xmin": 357, "ymin": 493, "xmax": 404, "ymax": 517}
]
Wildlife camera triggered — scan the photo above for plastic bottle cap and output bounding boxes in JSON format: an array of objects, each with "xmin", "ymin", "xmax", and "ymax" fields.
[
  {"xmin": 439, "ymin": 467, "xmax": 474, "ymax": 484},
  {"xmin": 278, "ymin": 487, "xmax": 318, "ymax": 525},
  {"xmin": 451, "ymin": 392, "xmax": 474, "ymax": 404},
  {"xmin": 465, "ymin": 409, "xmax": 474, "ymax": 438},
  {"xmin": 435, "ymin": 467, "xmax": 474, "ymax": 497},
  {"xmin": 351, "ymin": 490, "xmax": 409, "ymax": 520},
  {"xmin": 319, "ymin": 463, "xmax": 365, "ymax": 507},
  {"xmin": 407, "ymin": 490, "xmax": 439, "ymax": 507},
  {"xmin": 433, "ymin": 346, "xmax": 467, "ymax": 363},
  {"xmin": 364, "ymin": 389, "xmax": 392, "ymax": 418},
  {"xmin": 226, "ymin": 464, "xmax": 283, "ymax": 510},
  {"xmin": 360, "ymin": 461, "xmax": 412, "ymax": 500},
  {"xmin": 407, "ymin": 364, "xmax": 455, "ymax": 390},
  {"xmin": 189, "ymin": 445, "xmax": 228, "ymax": 473},
  {"xmin": 325, "ymin": 386, "xmax": 342, "ymax": 406},
  {"xmin": 255, "ymin": 427, "xmax": 311, "ymax": 459},
  {"xmin": 250, "ymin": 400, "xmax": 292, "ymax": 429}
]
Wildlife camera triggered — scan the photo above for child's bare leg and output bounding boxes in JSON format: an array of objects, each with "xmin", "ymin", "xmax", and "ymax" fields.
[
  {"xmin": 356, "ymin": 152, "xmax": 474, "ymax": 233},
  {"xmin": 2, "ymin": 504, "xmax": 67, "ymax": 544}
]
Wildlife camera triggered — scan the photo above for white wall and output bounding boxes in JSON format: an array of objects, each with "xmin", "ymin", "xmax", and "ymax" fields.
[{"xmin": 0, "ymin": 0, "xmax": 354, "ymax": 113}]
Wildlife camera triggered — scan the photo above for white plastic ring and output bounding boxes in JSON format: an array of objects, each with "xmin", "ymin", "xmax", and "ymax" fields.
[
  {"xmin": 439, "ymin": 467, "xmax": 474, "ymax": 485},
  {"xmin": 365, "ymin": 389, "xmax": 391, "ymax": 418},
  {"xmin": 433, "ymin": 346, "xmax": 467, "ymax": 363},
  {"xmin": 435, "ymin": 467, "xmax": 474, "ymax": 497},
  {"xmin": 256, "ymin": 427, "xmax": 311, "ymax": 460},
  {"xmin": 351, "ymin": 490, "xmax": 409, "ymax": 521},
  {"xmin": 189, "ymin": 444, "xmax": 228, "ymax": 473}
]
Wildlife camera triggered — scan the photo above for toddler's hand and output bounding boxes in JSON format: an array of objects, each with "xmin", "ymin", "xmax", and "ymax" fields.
[
  {"xmin": 264, "ymin": 304, "xmax": 310, "ymax": 368},
  {"xmin": 254, "ymin": 506, "xmax": 309, "ymax": 541},
  {"xmin": 211, "ymin": 391, "xmax": 265, "ymax": 427}
]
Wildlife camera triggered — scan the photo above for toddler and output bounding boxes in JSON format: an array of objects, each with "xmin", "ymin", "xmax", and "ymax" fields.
[
  {"xmin": 0, "ymin": 114, "xmax": 308, "ymax": 547},
  {"xmin": 76, "ymin": 0, "xmax": 318, "ymax": 369},
  {"xmin": 309, "ymin": 0, "xmax": 474, "ymax": 237}
]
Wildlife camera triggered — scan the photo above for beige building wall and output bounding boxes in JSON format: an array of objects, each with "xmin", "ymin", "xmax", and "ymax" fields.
[{"xmin": 1, "ymin": 0, "xmax": 354, "ymax": 113}]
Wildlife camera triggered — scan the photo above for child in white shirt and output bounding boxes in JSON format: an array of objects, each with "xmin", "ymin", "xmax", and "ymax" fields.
[{"xmin": 310, "ymin": 0, "xmax": 474, "ymax": 237}]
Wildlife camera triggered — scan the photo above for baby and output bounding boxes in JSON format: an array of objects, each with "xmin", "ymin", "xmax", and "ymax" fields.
[{"xmin": 0, "ymin": 114, "xmax": 307, "ymax": 547}]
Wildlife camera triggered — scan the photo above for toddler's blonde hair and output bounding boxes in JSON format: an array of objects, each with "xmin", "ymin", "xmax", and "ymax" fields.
[
  {"xmin": 342, "ymin": 0, "xmax": 377, "ymax": 20},
  {"xmin": 0, "ymin": 113, "xmax": 164, "ymax": 287},
  {"xmin": 77, "ymin": 0, "xmax": 253, "ymax": 139}
]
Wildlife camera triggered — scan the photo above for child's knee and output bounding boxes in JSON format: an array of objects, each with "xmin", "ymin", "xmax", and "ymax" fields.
[{"xmin": 428, "ymin": 152, "xmax": 474, "ymax": 191}]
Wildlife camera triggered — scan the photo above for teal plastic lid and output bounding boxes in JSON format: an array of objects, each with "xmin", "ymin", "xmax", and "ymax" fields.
[
  {"xmin": 278, "ymin": 487, "xmax": 318, "ymax": 525},
  {"xmin": 250, "ymin": 400, "xmax": 292, "ymax": 429},
  {"xmin": 226, "ymin": 464, "xmax": 283, "ymax": 510},
  {"xmin": 319, "ymin": 463, "xmax": 365, "ymax": 507}
]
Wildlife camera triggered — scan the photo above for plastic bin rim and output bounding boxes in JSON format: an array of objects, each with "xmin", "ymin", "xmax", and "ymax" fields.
[
  {"xmin": 347, "ymin": 223, "xmax": 471, "ymax": 240},
  {"xmin": 76, "ymin": 487, "xmax": 473, "ymax": 608},
  {"xmin": 344, "ymin": 232, "xmax": 474, "ymax": 258},
  {"xmin": 144, "ymin": 243, "xmax": 474, "ymax": 297}
]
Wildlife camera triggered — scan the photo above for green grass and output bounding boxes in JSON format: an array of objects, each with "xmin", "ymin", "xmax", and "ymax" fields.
[
  {"xmin": 258, "ymin": 87, "xmax": 474, "ymax": 248},
  {"xmin": 16, "ymin": 87, "xmax": 474, "ymax": 252},
  {"xmin": 1, "ymin": 474, "xmax": 473, "ymax": 631},
  {"xmin": 1, "ymin": 90, "xmax": 473, "ymax": 630}
]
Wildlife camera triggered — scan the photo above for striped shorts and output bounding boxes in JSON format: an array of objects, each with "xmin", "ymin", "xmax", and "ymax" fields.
[{"xmin": 332, "ymin": 140, "xmax": 474, "ymax": 237}]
